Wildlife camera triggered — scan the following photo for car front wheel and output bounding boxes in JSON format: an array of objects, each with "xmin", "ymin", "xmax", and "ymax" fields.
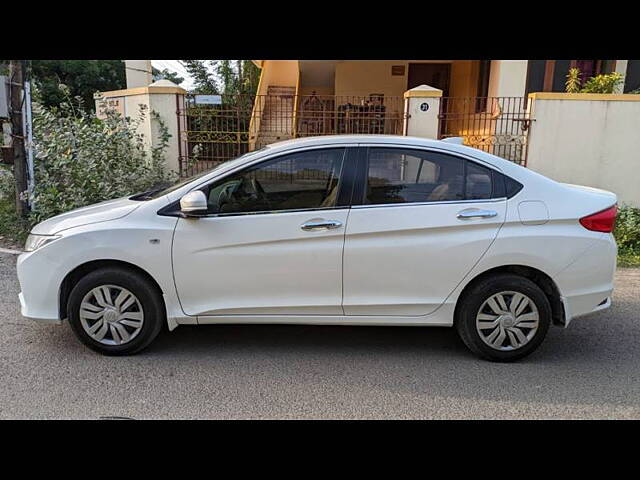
[
  {"xmin": 67, "ymin": 267, "xmax": 165, "ymax": 355},
  {"xmin": 455, "ymin": 274, "xmax": 551, "ymax": 362}
]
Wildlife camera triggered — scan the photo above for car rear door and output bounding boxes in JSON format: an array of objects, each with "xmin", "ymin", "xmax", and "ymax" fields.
[{"xmin": 342, "ymin": 146, "xmax": 507, "ymax": 316}]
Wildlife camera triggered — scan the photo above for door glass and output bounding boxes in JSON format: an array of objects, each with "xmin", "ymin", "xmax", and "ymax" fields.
[
  {"xmin": 465, "ymin": 161, "xmax": 493, "ymax": 200},
  {"xmin": 365, "ymin": 148, "xmax": 464, "ymax": 204},
  {"xmin": 206, "ymin": 148, "xmax": 345, "ymax": 214}
]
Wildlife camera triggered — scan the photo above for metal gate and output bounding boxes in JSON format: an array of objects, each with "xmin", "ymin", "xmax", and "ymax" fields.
[
  {"xmin": 177, "ymin": 94, "xmax": 256, "ymax": 178},
  {"xmin": 177, "ymin": 93, "xmax": 407, "ymax": 177},
  {"xmin": 438, "ymin": 97, "xmax": 532, "ymax": 166}
]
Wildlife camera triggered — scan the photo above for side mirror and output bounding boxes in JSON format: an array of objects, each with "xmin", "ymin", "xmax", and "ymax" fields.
[{"xmin": 180, "ymin": 190, "xmax": 208, "ymax": 217}]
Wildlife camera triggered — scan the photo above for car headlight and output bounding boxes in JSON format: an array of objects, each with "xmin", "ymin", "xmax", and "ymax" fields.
[{"xmin": 24, "ymin": 234, "xmax": 61, "ymax": 252}]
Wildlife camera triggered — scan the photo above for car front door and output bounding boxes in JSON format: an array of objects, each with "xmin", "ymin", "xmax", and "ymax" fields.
[
  {"xmin": 342, "ymin": 146, "xmax": 507, "ymax": 316},
  {"xmin": 172, "ymin": 147, "xmax": 355, "ymax": 317}
]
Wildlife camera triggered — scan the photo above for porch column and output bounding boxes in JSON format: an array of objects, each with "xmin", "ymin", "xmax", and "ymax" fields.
[
  {"xmin": 95, "ymin": 79, "xmax": 187, "ymax": 175},
  {"xmin": 614, "ymin": 60, "xmax": 628, "ymax": 93},
  {"xmin": 487, "ymin": 60, "xmax": 528, "ymax": 98},
  {"xmin": 403, "ymin": 85, "xmax": 442, "ymax": 139}
]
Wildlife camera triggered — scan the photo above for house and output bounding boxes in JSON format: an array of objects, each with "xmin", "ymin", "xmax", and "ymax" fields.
[{"xmin": 249, "ymin": 60, "xmax": 638, "ymax": 153}]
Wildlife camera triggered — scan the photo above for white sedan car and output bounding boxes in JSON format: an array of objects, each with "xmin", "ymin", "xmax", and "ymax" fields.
[{"xmin": 17, "ymin": 135, "xmax": 618, "ymax": 361}]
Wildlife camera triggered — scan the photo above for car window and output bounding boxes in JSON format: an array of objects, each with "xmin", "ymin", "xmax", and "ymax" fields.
[
  {"xmin": 365, "ymin": 148, "xmax": 464, "ymax": 204},
  {"xmin": 465, "ymin": 161, "xmax": 493, "ymax": 200},
  {"xmin": 364, "ymin": 148, "xmax": 500, "ymax": 205},
  {"xmin": 205, "ymin": 148, "xmax": 345, "ymax": 214}
]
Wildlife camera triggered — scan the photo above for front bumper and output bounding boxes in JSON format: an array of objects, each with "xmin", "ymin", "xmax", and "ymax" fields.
[
  {"xmin": 17, "ymin": 250, "xmax": 64, "ymax": 324},
  {"xmin": 18, "ymin": 291, "xmax": 61, "ymax": 324}
]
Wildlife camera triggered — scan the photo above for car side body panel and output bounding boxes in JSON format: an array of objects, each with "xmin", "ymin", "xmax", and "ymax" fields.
[{"xmin": 17, "ymin": 202, "xmax": 188, "ymax": 329}]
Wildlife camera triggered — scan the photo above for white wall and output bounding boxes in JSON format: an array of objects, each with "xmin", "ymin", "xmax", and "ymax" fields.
[
  {"xmin": 487, "ymin": 60, "xmax": 528, "ymax": 98},
  {"xmin": 527, "ymin": 94, "xmax": 640, "ymax": 207}
]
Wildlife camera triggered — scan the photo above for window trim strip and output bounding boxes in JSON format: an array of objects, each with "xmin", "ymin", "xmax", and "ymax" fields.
[{"xmin": 351, "ymin": 197, "xmax": 507, "ymax": 210}]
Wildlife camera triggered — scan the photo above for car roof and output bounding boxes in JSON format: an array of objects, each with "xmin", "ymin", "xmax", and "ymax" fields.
[{"xmin": 262, "ymin": 135, "xmax": 524, "ymax": 174}]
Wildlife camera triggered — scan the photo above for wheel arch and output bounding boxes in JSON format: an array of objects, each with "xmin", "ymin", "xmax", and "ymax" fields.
[
  {"xmin": 59, "ymin": 259, "xmax": 165, "ymax": 322},
  {"xmin": 454, "ymin": 264, "xmax": 565, "ymax": 327}
]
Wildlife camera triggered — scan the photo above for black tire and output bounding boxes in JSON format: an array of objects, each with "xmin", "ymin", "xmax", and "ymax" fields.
[
  {"xmin": 455, "ymin": 274, "xmax": 551, "ymax": 362},
  {"xmin": 67, "ymin": 267, "xmax": 165, "ymax": 355}
]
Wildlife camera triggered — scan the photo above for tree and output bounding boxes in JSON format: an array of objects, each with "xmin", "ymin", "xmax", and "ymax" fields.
[
  {"xmin": 152, "ymin": 67, "xmax": 184, "ymax": 85},
  {"xmin": 180, "ymin": 60, "xmax": 219, "ymax": 94},
  {"xmin": 238, "ymin": 60, "xmax": 260, "ymax": 95},
  {"xmin": 29, "ymin": 60, "xmax": 126, "ymax": 112},
  {"xmin": 180, "ymin": 60, "xmax": 260, "ymax": 95}
]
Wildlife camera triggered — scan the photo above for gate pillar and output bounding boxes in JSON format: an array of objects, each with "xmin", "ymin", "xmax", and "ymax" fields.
[
  {"xmin": 403, "ymin": 85, "xmax": 442, "ymax": 139},
  {"xmin": 95, "ymin": 79, "xmax": 187, "ymax": 175}
]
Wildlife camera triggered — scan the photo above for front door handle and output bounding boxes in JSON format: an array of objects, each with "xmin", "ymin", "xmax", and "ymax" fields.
[
  {"xmin": 301, "ymin": 219, "xmax": 343, "ymax": 231},
  {"xmin": 457, "ymin": 208, "xmax": 498, "ymax": 220}
]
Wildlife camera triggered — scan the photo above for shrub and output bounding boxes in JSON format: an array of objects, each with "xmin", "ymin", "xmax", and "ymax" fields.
[
  {"xmin": 0, "ymin": 166, "xmax": 32, "ymax": 245},
  {"xmin": 581, "ymin": 72, "xmax": 624, "ymax": 94},
  {"xmin": 0, "ymin": 165, "xmax": 13, "ymax": 202},
  {"xmin": 565, "ymin": 68, "xmax": 582, "ymax": 93},
  {"xmin": 615, "ymin": 205, "xmax": 640, "ymax": 266},
  {"xmin": 615, "ymin": 205, "xmax": 640, "ymax": 247},
  {"xmin": 30, "ymin": 98, "xmax": 176, "ymax": 222},
  {"xmin": 565, "ymin": 69, "xmax": 624, "ymax": 94}
]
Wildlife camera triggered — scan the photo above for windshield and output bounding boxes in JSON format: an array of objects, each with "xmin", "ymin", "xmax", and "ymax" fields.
[{"xmin": 130, "ymin": 148, "xmax": 268, "ymax": 201}]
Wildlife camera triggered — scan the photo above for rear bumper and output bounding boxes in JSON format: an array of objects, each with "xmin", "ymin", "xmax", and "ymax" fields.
[
  {"xmin": 554, "ymin": 234, "xmax": 616, "ymax": 326},
  {"xmin": 561, "ymin": 294, "xmax": 611, "ymax": 325}
]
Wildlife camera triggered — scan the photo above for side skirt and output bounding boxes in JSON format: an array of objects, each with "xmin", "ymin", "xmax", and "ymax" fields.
[{"xmin": 183, "ymin": 303, "xmax": 457, "ymax": 327}]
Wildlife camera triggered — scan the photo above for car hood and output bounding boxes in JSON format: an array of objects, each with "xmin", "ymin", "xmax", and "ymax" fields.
[{"xmin": 31, "ymin": 196, "xmax": 142, "ymax": 235}]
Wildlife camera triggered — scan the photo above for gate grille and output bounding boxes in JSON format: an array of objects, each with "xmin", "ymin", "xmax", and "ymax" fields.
[
  {"xmin": 177, "ymin": 94, "xmax": 255, "ymax": 178},
  {"xmin": 438, "ymin": 97, "xmax": 531, "ymax": 166},
  {"xmin": 177, "ymin": 93, "xmax": 407, "ymax": 177}
]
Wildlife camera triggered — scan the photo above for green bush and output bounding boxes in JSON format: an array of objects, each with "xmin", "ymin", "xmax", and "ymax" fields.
[
  {"xmin": 0, "ymin": 96, "xmax": 177, "ymax": 244},
  {"xmin": 0, "ymin": 166, "xmax": 32, "ymax": 245},
  {"xmin": 565, "ymin": 68, "xmax": 582, "ymax": 93},
  {"xmin": 0, "ymin": 165, "xmax": 13, "ymax": 201},
  {"xmin": 30, "ymin": 98, "xmax": 176, "ymax": 223},
  {"xmin": 581, "ymin": 72, "xmax": 624, "ymax": 94},
  {"xmin": 615, "ymin": 205, "xmax": 640, "ymax": 267},
  {"xmin": 565, "ymin": 69, "xmax": 624, "ymax": 94}
]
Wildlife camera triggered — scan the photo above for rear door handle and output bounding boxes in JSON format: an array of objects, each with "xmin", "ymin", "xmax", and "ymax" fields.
[
  {"xmin": 301, "ymin": 219, "xmax": 343, "ymax": 231},
  {"xmin": 457, "ymin": 208, "xmax": 498, "ymax": 220}
]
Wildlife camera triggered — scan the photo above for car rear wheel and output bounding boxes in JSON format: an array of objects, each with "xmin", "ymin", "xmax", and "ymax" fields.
[
  {"xmin": 455, "ymin": 274, "xmax": 551, "ymax": 362},
  {"xmin": 67, "ymin": 267, "xmax": 164, "ymax": 355}
]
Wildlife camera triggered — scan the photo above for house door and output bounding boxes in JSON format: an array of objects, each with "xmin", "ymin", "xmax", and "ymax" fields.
[{"xmin": 407, "ymin": 63, "xmax": 451, "ymax": 96}]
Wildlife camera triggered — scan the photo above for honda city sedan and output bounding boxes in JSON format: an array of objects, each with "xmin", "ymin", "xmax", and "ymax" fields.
[{"xmin": 17, "ymin": 135, "xmax": 618, "ymax": 361}]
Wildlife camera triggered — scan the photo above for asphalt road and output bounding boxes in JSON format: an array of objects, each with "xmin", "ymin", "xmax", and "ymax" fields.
[{"xmin": 1, "ymin": 251, "xmax": 639, "ymax": 419}]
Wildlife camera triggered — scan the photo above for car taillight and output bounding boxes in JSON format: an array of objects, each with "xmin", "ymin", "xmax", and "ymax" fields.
[{"xmin": 579, "ymin": 204, "xmax": 617, "ymax": 233}]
